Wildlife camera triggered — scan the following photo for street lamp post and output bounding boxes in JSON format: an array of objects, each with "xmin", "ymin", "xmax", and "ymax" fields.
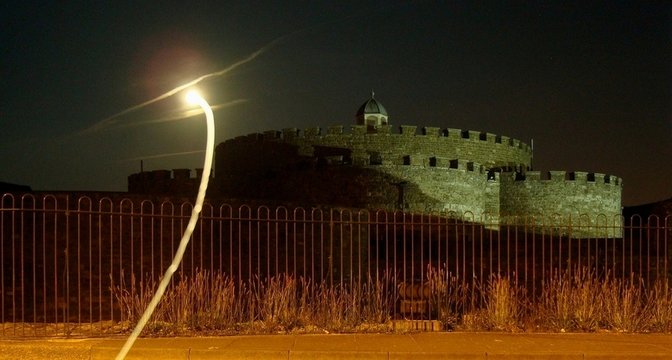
[{"xmin": 116, "ymin": 90, "xmax": 215, "ymax": 360}]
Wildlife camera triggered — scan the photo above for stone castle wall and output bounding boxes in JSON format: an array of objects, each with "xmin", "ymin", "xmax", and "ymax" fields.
[
  {"xmin": 215, "ymin": 136, "xmax": 491, "ymax": 216},
  {"xmin": 499, "ymin": 171, "xmax": 623, "ymax": 237},
  {"xmin": 128, "ymin": 168, "xmax": 204, "ymax": 195},
  {"xmin": 183, "ymin": 123, "xmax": 622, "ymax": 238},
  {"xmin": 273, "ymin": 124, "xmax": 533, "ymax": 171},
  {"xmin": 215, "ymin": 125, "xmax": 518, "ymax": 218}
]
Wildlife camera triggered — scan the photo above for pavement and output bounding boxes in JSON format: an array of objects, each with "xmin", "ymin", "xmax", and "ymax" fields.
[{"xmin": 1, "ymin": 332, "xmax": 672, "ymax": 359}]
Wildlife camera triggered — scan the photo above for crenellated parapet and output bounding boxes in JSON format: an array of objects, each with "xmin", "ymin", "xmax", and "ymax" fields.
[
  {"xmin": 276, "ymin": 124, "xmax": 531, "ymax": 150},
  {"xmin": 499, "ymin": 171, "xmax": 623, "ymax": 238},
  {"xmin": 500, "ymin": 171, "xmax": 622, "ymax": 187},
  {"xmin": 223, "ymin": 124, "xmax": 533, "ymax": 172},
  {"xmin": 128, "ymin": 168, "xmax": 206, "ymax": 195}
]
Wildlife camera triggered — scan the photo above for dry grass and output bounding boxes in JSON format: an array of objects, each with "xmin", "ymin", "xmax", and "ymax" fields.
[
  {"xmin": 483, "ymin": 275, "xmax": 524, "ymax": 331},
  {"xmin": 532, "ymin": 268, "xmax": 671, "ymax": 333},
  {"xmin": 602, "ymin": 275, "xmax": 651, "ymax": 332},
  {"xmin": 426, "ymin": 266, "xmax": 468, "ymax": 329},
  {"xmin": 535, "ymin": 268, "xmax": 604, "ymax": 331},
  {"xmin": 111, "ymin": 266, "xmax": 672, "ymax": 335},
  {"xmin": 649, "ymin": 281, "xmax": 672, "ymax": 332},
  {"xmin": 112, "ymin": 269, "xmax": 396, "ymax": 335}
]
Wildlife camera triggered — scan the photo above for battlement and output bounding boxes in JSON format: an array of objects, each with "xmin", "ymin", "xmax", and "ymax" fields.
[
  {"xmin": 223, "ymin": 125, "xmax": 533, "ymax": 173},
  {"xmin": 241, "ymin": 125, "xmax": 533, "ymax": 153},
  {"xmin": 128, "ymin": 168, "xmax": 206, "ymax": 194},
  {"xmin": 501, "ymin": 171, "xmax": 622, "ymax": 187},
  {"xmin": 369, "ymin": 155, "xmax": 486, "ymax": 173}
]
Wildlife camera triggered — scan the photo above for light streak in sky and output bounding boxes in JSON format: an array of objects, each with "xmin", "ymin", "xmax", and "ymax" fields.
[
  {"xmin": 106, "ymin": 99, "xmax": 247, "ymax": 130},
  {"xmin": 115, "ymin": 90, "xmax": 215, "ymax": 360},
  {"xmin": 79, "ymin": 7, "xmax": 381, "ymax": 136},
  {"xmin": 80, "ymin": 37, "xmax": 283, "ymax": 135},
  {"xmin": 118, "ymin": 150, "xmax": 205, "ymax": 162}
]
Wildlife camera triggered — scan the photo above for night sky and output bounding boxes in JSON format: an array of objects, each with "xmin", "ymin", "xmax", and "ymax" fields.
[{"xmin": 2, "ymin": 1, "xmax": 670, "ymax": 206}]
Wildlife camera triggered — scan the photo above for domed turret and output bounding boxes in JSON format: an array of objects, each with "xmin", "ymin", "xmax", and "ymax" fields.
[{"xmin": 356, "ymin": 91, "xmax": 388, "ymax": 129}]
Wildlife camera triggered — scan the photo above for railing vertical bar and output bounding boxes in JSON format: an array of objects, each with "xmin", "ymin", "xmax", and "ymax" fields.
[
  {"xmin": 470, "ymin": 216, "xmax": 476, "ymax": 311},
  {"xmin": 392, "ymin": 211, "xmax": 398, "ymax": 321},
  {"xmin": 665, "ymin": 215, "xmax": 669, "ymax": 284},
  {"xmin": 530, "ymin": 217, "xmax": 536, "ymax": 300},
  {"xmin": 504, "ymin": 220, "xmax": 508, "ymax": 281},
  {"xmin": 87, "ymin": 199, "xmax": 93, "ymax": 330},
  {"xmin": 265, "ymin": 208, "xmax": 271, "ymax": 282},
  {"xmin": 199, "ymin": 205, "xmax": 204, "ymax": 276},
  {"xmin": 647, "ymin": 216, "xmax": 653, "ymax": 287},
  {"xmin": 138, "ymin": 201, "xmax": 145, "ymax": 310},
  {"xmin": 108, "ymin": 198, "xmax": 114, "ymax": 329},
  {"xmin": 42, "ymin": 197, "xmax": 49, "ymax": 333},
  {"xmin": 328, "ymin": 209, "xmax": 334, "ymax": 288},
  {"xmin": 0, "ymin": 195, "xmax": 8, "ymax": 336},
  {"xmin": 478, "ymin": 217, "xmax": 483, "ymax": 293},
  {"xmin": 30, "ymin": 196, "xmax": 37, "ymax": 335},
  {"xmin": 16, "ymin": 196, "xmax": 22, "ymax": 335},
  {"xmin": 494, "ymin": 222, "xmax": 498, "ymax": 278}
]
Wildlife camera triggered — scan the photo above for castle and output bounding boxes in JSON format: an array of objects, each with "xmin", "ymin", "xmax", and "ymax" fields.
[{"xmin": 130, "ymin": 93, "xmax": 623, "ymax": 237}]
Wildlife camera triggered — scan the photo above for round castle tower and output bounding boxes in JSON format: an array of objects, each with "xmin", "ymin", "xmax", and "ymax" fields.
[{"xmin": 213, "ymin": 94, "xmax": 622, "ymax": 238}]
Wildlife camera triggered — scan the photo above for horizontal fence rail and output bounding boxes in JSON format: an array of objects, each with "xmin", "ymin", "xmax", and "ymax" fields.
[{"xmin": 1, "ymin": 193, "xmax": 670, "ymax": 337}]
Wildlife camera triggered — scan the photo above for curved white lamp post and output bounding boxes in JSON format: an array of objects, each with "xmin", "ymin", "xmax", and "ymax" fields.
[{"xmin": 116, "ymin": 90, "xmax": 215, "ymax": 360}]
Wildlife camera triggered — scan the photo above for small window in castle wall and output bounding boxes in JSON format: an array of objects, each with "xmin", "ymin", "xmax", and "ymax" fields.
[
  {"xmin": 429, "ymin": 157, "xmax": 437, "ymax": 167},
  {"xmin": 403, "ymin": 155, "xmax": 411, "ymax": 165},
  {"xmin": 370, "ymin": 153, "xmax": 382, "ymax": 165}
]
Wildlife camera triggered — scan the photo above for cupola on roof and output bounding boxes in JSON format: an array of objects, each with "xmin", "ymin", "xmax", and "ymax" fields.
[
  {"xmin": 356, "ymin": 91, "xmax": 388, "ymax": 117},
  {"xmin": 356, "ymin": 91, "xmax": 388, "ymax": 128}
]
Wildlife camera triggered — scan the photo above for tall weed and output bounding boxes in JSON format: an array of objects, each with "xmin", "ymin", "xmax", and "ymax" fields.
[
  {"xmin": 602, "ymin": 275, "xmax": 651, "ymax": 332},
  {"xmin": 483, "ymin": 274, "xmax": 522, "ymax": 331}
]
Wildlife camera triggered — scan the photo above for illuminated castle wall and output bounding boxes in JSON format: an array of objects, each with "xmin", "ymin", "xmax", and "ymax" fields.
[{"xmin": 212, "ymin": 95, "xmax": 622, "ymax": 238}]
